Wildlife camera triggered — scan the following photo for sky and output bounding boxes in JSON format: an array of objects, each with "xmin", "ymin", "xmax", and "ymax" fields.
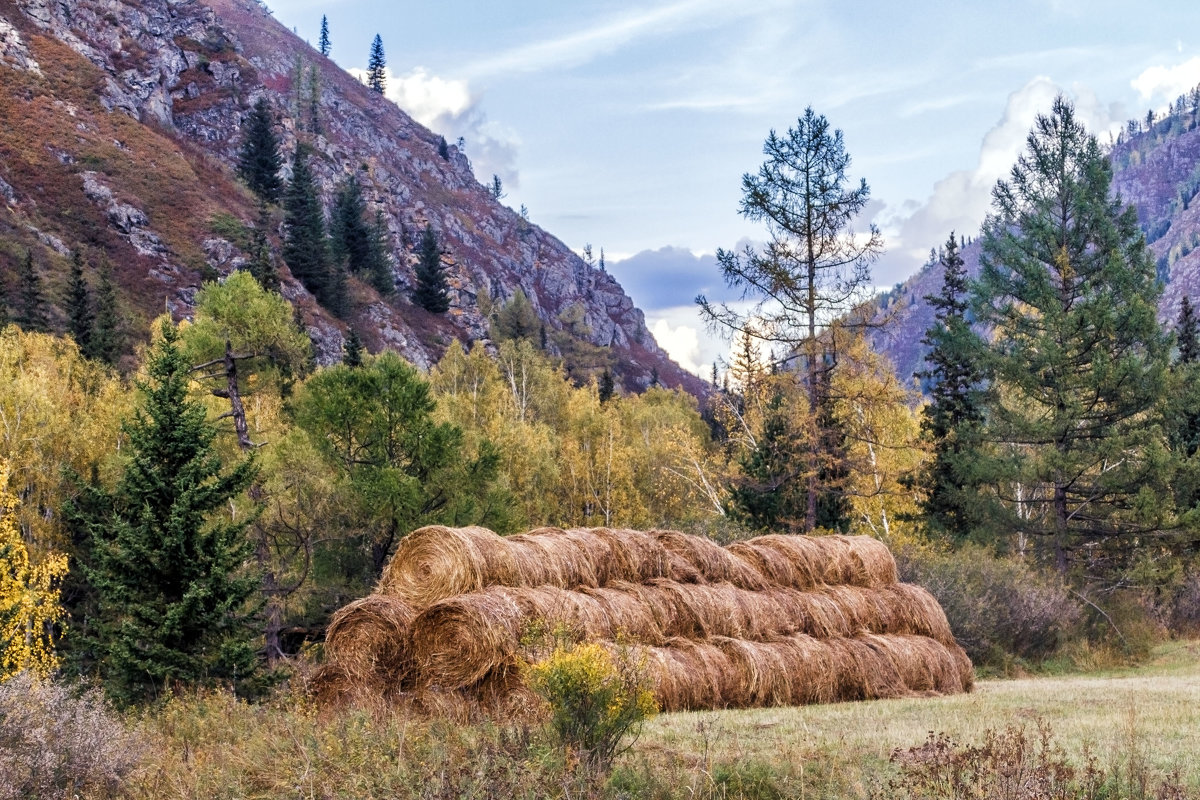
[{"xmin": 267, "ymin": 0, "xmax": 1200, "ymax": 376}]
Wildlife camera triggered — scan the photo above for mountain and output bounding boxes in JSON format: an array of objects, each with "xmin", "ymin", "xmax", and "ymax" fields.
[
  {"xmin": 0, "ymin": 0, "xmax": 706, "ymax": 394},
  {"xmin": 869, "ymin": 103, "xmax": 1200, "ymax": 385}
]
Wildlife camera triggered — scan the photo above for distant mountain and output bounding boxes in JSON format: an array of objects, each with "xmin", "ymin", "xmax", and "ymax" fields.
[
  {"xmin": 0, "ymin": 0, "xmax": 706, "ymax": 394},
  {"xmin": 869, "ymin": 102, "xmax": 1200, "ymax": 386}
]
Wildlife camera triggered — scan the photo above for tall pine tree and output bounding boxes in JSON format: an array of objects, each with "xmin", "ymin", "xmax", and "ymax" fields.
[
  {"xmin": 973, "ymin": 96, "xmax": 1174, "ymax": 576},
  {"xmin": 413, "ymin": 224, "xmax": 450, "ymax": 313},
  {"xmin": 16, "ymin": 250, "xmax": 48, "ymax": 333},
  {"xmin": 915, "ymin": 232, "xmax": 988, "ymax": 541},
  {"xmin": 367, "ymin": 34, "xmax": 386, "ymax": 94},
  {"xmin": 237, "ymin": 98, "xmax": 284, "ymax": 204},
  {"xmin": 89, "ymin": 261, "xmax": 121, "ymax": 365},
  {"xmin": 65, "ymin": 249, "xmax": 94, "ymax": 354},
  {"xmin": 283, "ymin": 143, "xmax": 346, "ymax": 314},
  {"xmin": 69, "ymin": 319, "xmax": 262, "ymax": 704},
  {"xmin": 318, "ymin": 14, "xmax": 330, "ymax": 56}
]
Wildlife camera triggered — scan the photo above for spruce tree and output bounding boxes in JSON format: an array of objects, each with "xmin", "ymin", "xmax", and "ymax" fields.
[
  {"xmin": 973, "ymin": 96, "xmax": 1173, "ymax": 576},
  {"xmin": 342, "ymin": 327, "xmax": 363, "ymax": 367},
  {"xmin": 598, "ymin": 368, "xmax": 615, "ymax": 403},
  {"xmin": 915, "ymin": 232, "xmax": 988, "ymax": 540},
  {"xmin": 0, "ymin": 270, "xmax": 9, "ymax": 329},
  {"xmin": 89, "ymin": 261, "xmax": 121, "ymax": 365},
  {"xmin": 16, "ymin": 250, "xmax": 48, "ymax": 332},
  {"xmin": 248, "ymin": 200, "xmax": 281, "ymax": 292},
  {"xmin": 413, "ymin": 224, "xmax": 450, "ymax": 313},
  {"xmin": 72, "ymin": 319, "xmax": 261, "ymax": 704},
  {"xmin": 307, "ymin": 65, "xmax": 321, "ymax": 136},
  {"xmin": 237, "ymin": 98, "xmax": 283, "ymax": 204},
  {"xmin": 364, "ymin": 210, "xmax": 394, "ymax": 295},
  {"xmin": 1168, "ymin": 296, "xmax": 1200, "ymax": 509},
  {"xmin": 367, "ymin": 34, "xmax": 386, "ymax": 94},
  {"xmin": 318, "ymin": 14, "xmax": 330, "ymax": 56},
  {"xmin": 438, "ymin": 136, "xmax": 450, "ymax": 160},
  {"xmin": 65, "ymin": 249, "xmax": 94, "ymax": 354},
  {"xmin": 283, "ymin": 144, "xmax": 344, "ymax": 314},
  {"xmin": 1179, "ymin": 295, "xmax": 1199, "ymax": 365},
  {"xmin": 331, "ymin": 174, "xmax": 370, "ymax": 274}
]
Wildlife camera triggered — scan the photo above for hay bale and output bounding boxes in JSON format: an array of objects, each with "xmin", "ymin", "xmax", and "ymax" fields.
[
  {"xmin": 879, "ymin": 583, "xmax": 956, "ymax": 645},
  {"xmin": 586, "ymin": 527, "xmax": 674, "ymax": 583},
  {"xmin": 804, "ymin": 535, "xmax": 899, "ymax": 586},
  {"xmin": 378, "ymin": 525, "xmax": 517, "ymax": 607},
  {"xmin": 653, "ymin": 529, "xmax": 767, "ymax": 589},
  {"xmin": 323, "ymin": 594, "xmax": 416, "ymax": 686}
]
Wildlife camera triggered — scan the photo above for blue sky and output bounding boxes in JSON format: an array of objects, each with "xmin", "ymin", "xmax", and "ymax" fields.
[{"xmin": 267, "ymin": 0, "xmax": 1200, "ymax": 375}]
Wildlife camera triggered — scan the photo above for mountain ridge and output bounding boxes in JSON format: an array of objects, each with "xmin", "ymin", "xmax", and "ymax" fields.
[{"xmin": 0, "ymin": 0, "xmax": 707, "ymax": 395}]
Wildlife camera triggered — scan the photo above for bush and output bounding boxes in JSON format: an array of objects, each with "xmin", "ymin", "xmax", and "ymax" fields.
[
  {"xmin": 525, "ymin": 640, "xmax": 657, "ymax": 773},
  {"xmin": 0, "ymin": 672, "xmax": 145, "ymax": 800},
  {"xmin": 895, "ymin": 545, "xmax": 1084, "ymax": 669}
]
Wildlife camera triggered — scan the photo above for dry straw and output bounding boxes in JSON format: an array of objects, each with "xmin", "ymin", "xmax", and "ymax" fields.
[{"xmin": 331, "ymin": 526, "xmax": 970, "ymax": 714}]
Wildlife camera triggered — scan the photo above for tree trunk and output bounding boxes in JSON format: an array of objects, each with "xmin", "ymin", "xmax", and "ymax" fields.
[{"xmin": 224, "ymin": 340, "xmax": 253, "ymax": 451}]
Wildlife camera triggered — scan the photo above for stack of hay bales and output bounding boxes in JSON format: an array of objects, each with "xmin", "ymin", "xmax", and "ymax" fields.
[{"xmin": 316, "ymin": 526, "xmax": 973, "ymax": 713}]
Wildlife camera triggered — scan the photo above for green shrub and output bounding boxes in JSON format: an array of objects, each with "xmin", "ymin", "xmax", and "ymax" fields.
[
  {"xmin": 526, "ymin": 640, "xmax": 657, "ymax": 773},
  {"xmin": 895, "ymin": 545, "xmax": 1084, "ymax": 669},
  {"xmin": 0, "ymin": 672, "xmax": 145, "ymax": 800}
]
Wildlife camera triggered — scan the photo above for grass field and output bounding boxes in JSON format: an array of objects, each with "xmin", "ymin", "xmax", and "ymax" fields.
[
  {"xmin": 619, "ymin": 641, "xmax": 1200, "ymax": 798},
  {"xmin": 106, "ymin": 642, "xmax": 1200, "ymax": 798}
]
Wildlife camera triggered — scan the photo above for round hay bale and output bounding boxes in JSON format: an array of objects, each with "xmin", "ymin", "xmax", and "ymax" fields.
[
  {"xmin": 378, "ymin": 525, "xmax": 517, "ymax": 607},
  {"xmin": 711, "ymin": 636, "xmax": 794, "ymax": 708},
  {"xmin": 768, "ymin": 634, "xmax": 837, "ymax": 705},
  {"xmin": 633, "ymin": 579, "xmax": 708, "ymax": 639},
  {"xmin": 727, "ymin": 539, "xmax": 809, "ymax": 589},
  {"xmin": 507, "ymin": 527, "xmax": 601, "ymax": 589},
  {"xmin": 409, "ymin": 587, "xmax": 529, "ymax": 689},
  {"xmin": 879, "ymin": 583, "xmax": 956, "ymax": 645},
  {"xmin": 744, "ymin": 535, "xmax": 822, "ymax": 588},
  {"xmin": 579, "ymin": 582, "xmax": 666, "ymax": 643},
  {"xmin": 324, "ymin": 594, "xmax": 417, "ymax": 685},
  {"xmin": 653, "ymin": 529, "xmax": 767, "ymax": 589},
  {"xmin": 586, "ymin": 527, "xmax": 674, "ymax": 583},
  {"xmin": 805, "ymin": 535, "xmax": 898, "ymax": 586},
  {"xmin": 655, "ymin": 638, "xmax": 730, "ymax": 711}
]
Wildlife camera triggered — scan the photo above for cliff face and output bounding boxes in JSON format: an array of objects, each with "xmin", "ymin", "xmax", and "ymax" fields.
[
  {"xmin": 870, "ymin": 114, "xmax": 1200, "ymax": 387},
  {"xmin": 0, "ymin": 0, "xmax": 705, "ymax": 393}
]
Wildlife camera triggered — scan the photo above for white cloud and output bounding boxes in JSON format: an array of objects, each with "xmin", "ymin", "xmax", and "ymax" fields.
[
  {"xmin": 875, "ymin": 77, "xmax": 1123, "ymax": 284},
  {"xmin": 1132, "ymin": 56, "xmax": 1200, "ymax": 106},
  {"xmin": 651, "ymin": 317, "xmax": 703, "ymax": 376},
  {"xmin": 349, "ymin": 65, "xmax": 521, "ymax": 187}
]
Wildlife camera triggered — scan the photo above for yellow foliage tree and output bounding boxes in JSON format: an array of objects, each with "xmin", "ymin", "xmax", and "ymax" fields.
[{"xmin": 0, "ymin": 458, "xmax": 68, "ymax": 680}]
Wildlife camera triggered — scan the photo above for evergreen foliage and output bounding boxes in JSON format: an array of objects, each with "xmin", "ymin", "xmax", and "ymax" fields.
[
  {"xmin": 489, "ymin": 174, "xmax": 505, "ymax": 200},
  {"xmin": 307, "ymin": 65, "xmax": 321, "ymax": 136},
  {"xmin": 598, "ymin": 368, "xmax": 615, "ymax": 404},
  {"xmin": 915, "ymin": 232, "xmax": 988, "ymax": 540},
  {"xmin": 367, "ymin": 34, "xmax": 386, "ymax": 94},
  {"xmin": 89, "ymin": 261, "xmax": 121, "ymax": 365},
  {"xmin": 699, "ymin": 108, "xmax": 881, "ymax": 531},
  {"xmin": 1168, "ymin": 296, "xmax": 1200, "ymax": 510},
  {"xmin": 65, "ymin": 249, "xmax": 93, "ymax": 354},
  {"xmin": 1178, "ymin": 295, "xmax": 1199, "ymax": 365},
  {"xmin": 972, "ymin": 96, "xmax": 1174, "ymax": 576},
  {"xmin": 493, "ymin": 289, "xmax": 540, "ymax": 343},
  {"xmin": 68, "ymin": 320, "xmax": 262, "ymax": 704},
  {"xmin": 318, "ymin": 15, "xmax": 330, "ymax": 56},
  {"xmin": 283, "ymin": 144, "xmax": 346, "ymax": 315},
  {"xmin": 16, "ymin": 250, "xmax": 49, "ymax": 333},
  {"xmin": 237, "ymin": 98, "xmax": 283, "ymax": 205},
  {"xmin": 248, "ymin": 201, "xmax": 281, "ymax": 292},
  {"xmin": 438, "ymin": 136, "xmax": 450, "ymax": 160},
  {"xmin": 727, "ymin": 388, "xmax": 807, "ymax": 531},
  {"xmin": 342, "ymin": 327, "xmax": 363, "ymax": 367},
  {"xmin": 332, "ymin": 175, "xmax": 393, "ymax": 294},
  {"xmin": 413, "ymin": 224, "xmax": 450, "ymax": 313}
]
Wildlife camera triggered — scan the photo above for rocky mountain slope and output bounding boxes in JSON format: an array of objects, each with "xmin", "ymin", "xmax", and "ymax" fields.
[
  {"xmin": 870, "ymin": 106, "xmax": 1200, "ymax": 386},
  {"xmin": 0, "ymin": 0, "xmax": 705, "ymax": 394}
]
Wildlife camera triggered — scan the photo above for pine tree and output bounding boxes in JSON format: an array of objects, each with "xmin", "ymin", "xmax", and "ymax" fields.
[
  {"xmin": 70, "ymin": 319, "xmax": 262, "ymax": 704},
  {"xmin": 237, "ymin": 98, "xmax": 283, "ymax": 204},
  {"xmin": 365, "ymin": 209, "xmax": 394, "ymax": 294},
  {"xmin": 915, "ymin": 232, "xmax": 988, "ymax": 540},
  {"xmin": 318, "ymin": 14, "xmax": 330, "ymax": 56},
  {"xmin": 973, "ymin": 96, "xmax": 1174, "ymax": 576},
  {"xmin": 342, "ymin": 327, "xmax": 364, "ymax": 367},
  {"xmin": 1179, "ymin": 295, "xmax": 1199, "ymax": 365},
  {"xmin": 489, "ymin": 174, "xmax": 505, "ymax": 200},
  {"xmin": 248, "ymin": 200, "xmax": 281, "ymax": 292},
  {"xmin": 367, "ymin": 34, "xmax": 386, "ymax": 94},
  {"xmin": 16, "ymin": 250, "xmax": 48, "ymax": 333},
  {"xmin": 727, "ymin": 388, "xmax": 807, "ymax": 531},
  {"xmin": 438, "ymin": 136, "xmax": 450, "ymax": 160},
  {"xmin": 493, "ymin": 289, "xmax": 539, "ymax": 343},
  {"xmin": 65, "ymin": 249, "xmax": 94, "ymax": 354},
  {"xmin": 307, "ymin": 64, "xmax": 321, "ymax": 136},
  {"xmin": 332, "ymin": 173, "xmax": 390, "ymax": 293},
  {"xmin": 413, "ymin": 224, "xmax": 450, "ymax": 313},
  {"xmin": 598, "ymin": 368, "xmax": 615, "ymax": 403},
  {"xmin": 283, "ymin": 143, "xmax": 345, "ymax": 314},
  {"xmin": 89, "ymin": 261, "xmax": 121, "ymax": 365}
]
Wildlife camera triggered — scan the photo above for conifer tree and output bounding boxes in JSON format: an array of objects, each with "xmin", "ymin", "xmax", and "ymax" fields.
[
  {"xmin": 367, "ymin": 34, "xmax": 386, "ymax": 94},
  {"xmin": 364, "ymin": 209, "xmax": 394, "ymax": 294},
  {"xmin": 915, "ymin": 232, "xmax": 988, "ymax": 540},
  {"xmin": 598, "ymin": 368, "xmax": 615, "ymax": 404},
  {"xmin": 413, "ymin": 224, "xmax": 450, "ymax": 313},
  {"xmin": 0, "ymin": 274, "xmax": 9, "ymax": 329},
  {"xmin": 343, "ymin": 327, "xmax": 364, "ymax": 367},
  {"xmin": 493, "ymin": 289, "xmax": 539, "ymax": 343},
  {"xmin": 237, "ymin": 98, "xmax": 283, "ymax": 204},
  {"xmin": 1179, "ymin": 295, "xmax": 1199, "ymax": 365},
  {"xmin": 65, "ymin": 249, "xmax": 94, "ymax": 354},
  {"xmin": 248, "ymin": 200, "xmax": 281, "ymax": 292},
  {"xmin": 70, "ymin": 319, "xmax": 262, "ymax": 703},
  {"xmin": 16, "ymin": 250, "xmax": 48, "ymax": 333},
  {"xmin": 1168, "ymin": 295, "xmax": 1200, "ymax": 509},
  {"xmin": 973, "ymin": 96, "xmax": 1173, "ymax": 576},
  {"xmin": 438, "ymin": 136, "xmax": 450, "ymax": 160},
  {"xmin": 331, "ymin": 175, "xmax": 371, "ymax": 274},
  {"xmin": 283, "ymin": 144, "xmax": 345, "ymax": 314},
  {"xmin": 307, "ymin": 65, "xmax": 321, "ymax": 136},
  {"xmin": 89, "ymin": 261, "xmax": 121, "ymax": 365},
  {"xmin": 318, "ymin": 14, "xmax": 330, "ymax": 56}
]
